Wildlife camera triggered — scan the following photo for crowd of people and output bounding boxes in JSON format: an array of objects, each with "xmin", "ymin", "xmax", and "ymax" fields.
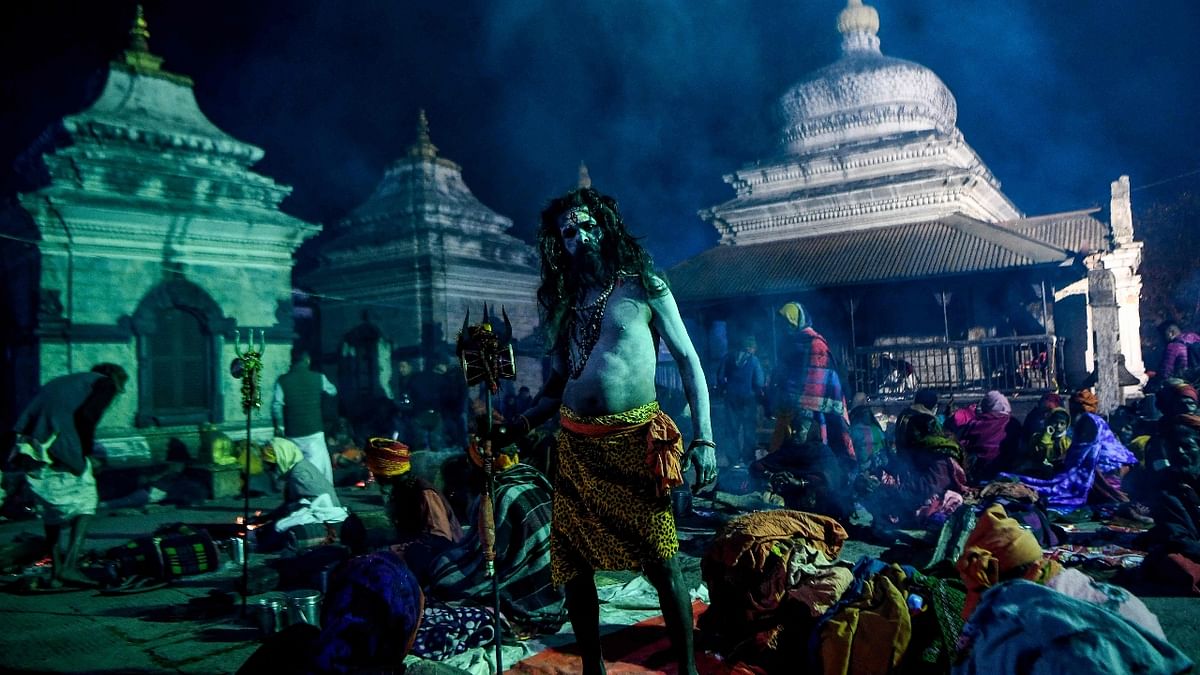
[{"xmin": 7, "ymin": 185, "xmax": 1200, "ymax": 673}]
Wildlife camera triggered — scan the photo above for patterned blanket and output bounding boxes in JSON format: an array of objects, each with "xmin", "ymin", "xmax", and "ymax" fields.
[{"xmin": 424, "ymin": 464, "xmax": 565, "ymax": 632}]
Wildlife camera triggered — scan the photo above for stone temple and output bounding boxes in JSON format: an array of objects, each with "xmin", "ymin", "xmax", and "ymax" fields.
[
  {"xmin": 0, "ymin": 9, "xmax": 317, "ymax": 465},
  {"xmin": 300, "ymin": 111, "xmax": 542, "ymax": 417},
  {"xmin": 670, "ymin": 0, "xmax": 1143, "ymax": 409}
]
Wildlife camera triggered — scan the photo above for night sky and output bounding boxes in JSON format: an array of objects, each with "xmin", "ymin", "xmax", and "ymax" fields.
[{"xmin": 3, "ymin": 1, "xmax": 1199, "ymax": 268}]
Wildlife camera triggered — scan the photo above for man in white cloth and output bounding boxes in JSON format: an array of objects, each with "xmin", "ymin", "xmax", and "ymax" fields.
[
  {"xmin": 11, "ymin": 363, "xmax": 128, "ymax": 588},
  {"xmin": 272, "ymin": 351, "xmax": 337, "ymax": 483}
]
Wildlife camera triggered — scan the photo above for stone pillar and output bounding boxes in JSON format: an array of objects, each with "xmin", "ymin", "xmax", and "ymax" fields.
[
  {"xmin": 1088, "ymin": 268, "xmax": 1122, "ymax": 414},
  {"xmin": 1102, "ymin": 175, "xmax": 1146, "ymax": 390}
]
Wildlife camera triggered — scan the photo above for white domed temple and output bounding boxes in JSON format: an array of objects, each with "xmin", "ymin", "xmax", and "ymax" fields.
[{"xmin": 671, "ymin": 0, "xmax": 1143, "ymax": 406}]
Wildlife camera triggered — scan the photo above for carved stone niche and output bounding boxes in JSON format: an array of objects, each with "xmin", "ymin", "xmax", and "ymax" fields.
[{"xmin": 125, "ymin": 279, "xmax": 234, "ymax": 427}]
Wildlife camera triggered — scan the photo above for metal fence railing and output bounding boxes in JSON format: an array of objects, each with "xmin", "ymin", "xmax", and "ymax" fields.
[{"xmin": 852, "ymin": 335, "xmax": 1057, "ymax": 399}]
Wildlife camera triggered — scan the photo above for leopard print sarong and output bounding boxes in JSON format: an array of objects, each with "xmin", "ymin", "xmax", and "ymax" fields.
[{"xmin": 551, "ymin": 402, "xmax": 682, "ymax": 585}]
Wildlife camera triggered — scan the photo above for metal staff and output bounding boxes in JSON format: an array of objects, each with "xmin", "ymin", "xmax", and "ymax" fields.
[
  {"xmin": 456, "ymin": 304, "xmax": 517, "ymax": 674},
  {"xmin": 231, "ymin": 329, "xmax": 265, "ymax": 615}
]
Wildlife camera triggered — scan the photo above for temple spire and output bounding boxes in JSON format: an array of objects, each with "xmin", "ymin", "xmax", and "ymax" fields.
[
  {"xmin": 837, "ymin": 0, "xmax": 881, "ymax": 54},
  {"xmin": 577, "ymin": 161, "xmax": 592, "ymax": 188},
  {"xmin": 408, "ymin": 109, "xmax": 440, "ymax": 160},
  {"xmin": 122, "ymin": 5, "xmax": 165, "ymax": 73}
]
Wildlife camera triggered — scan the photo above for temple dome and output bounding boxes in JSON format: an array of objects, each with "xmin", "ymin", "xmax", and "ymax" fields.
[{"xmin": 778, "ymin": 0, "xmax": 957, "ymax": 154}]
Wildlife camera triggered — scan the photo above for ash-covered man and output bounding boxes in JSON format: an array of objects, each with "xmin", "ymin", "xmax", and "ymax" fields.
[
  {"xmin": 10, "ymin": 363, "xmax": 128, "ymax": 588},
  {"xmin": 499, "ymin": 187, "xmax": 716, "ymax": 675}
]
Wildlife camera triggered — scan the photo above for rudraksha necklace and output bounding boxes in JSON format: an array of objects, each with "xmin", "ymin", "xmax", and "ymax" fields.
[{"xmin": 567, "ymin": 276, "xmax": 617, "ymax": 379}]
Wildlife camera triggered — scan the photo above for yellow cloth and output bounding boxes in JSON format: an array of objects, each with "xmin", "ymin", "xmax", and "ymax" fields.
[
  {"xmin": 956, "ymin": 503, "xmax": 1060, "ymax": 618},
  {"xmin": 467, "ymin": 438, "xmax": 519, "ymax": 472},
  {"xmin": 1033, "ymin": 430, "xmax": 1072, "ymax": 463},
  {"xmin": 819, "ymin": 564, "xmax": 913, "ymax": 675},
  {"xmin": 262, "ymin": 437, "xmax": 303, "ymax": 473},
  {"xmin": 778, "ymin": 302, "xmax": 806, "ymax": 329},
  {"xmin": 551, "ymin": 403, "xmax": 681, "ymax": 585}
]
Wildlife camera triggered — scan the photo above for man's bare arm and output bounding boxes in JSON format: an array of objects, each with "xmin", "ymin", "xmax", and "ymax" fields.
[
  {"xmin": 509, "ymin": 353, "xmax": 567, "ymax": 436},
  {"xmin": 647, "ymin": 276, "xmax": 717, "ymax": 489}
]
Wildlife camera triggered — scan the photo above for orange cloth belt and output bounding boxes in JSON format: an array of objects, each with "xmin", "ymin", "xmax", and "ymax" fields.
[{"xmin": 560, "ymin": 405, "xmax": 685, "ymax": 497}]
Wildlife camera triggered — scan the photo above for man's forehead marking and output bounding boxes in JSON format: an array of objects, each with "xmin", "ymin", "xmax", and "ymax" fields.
[{"xmin": 561, "ymin": 207, "xmax": 595, "ymax": 227}]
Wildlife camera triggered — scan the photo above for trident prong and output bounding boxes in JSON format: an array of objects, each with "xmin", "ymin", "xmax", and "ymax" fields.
[
  {"xmin": 255, "ymin": 329, "xmax": 266, "ymax": 355},
  {"xmin": 234, "ymin": 330, "xmax": 245, "ymax": 358}
]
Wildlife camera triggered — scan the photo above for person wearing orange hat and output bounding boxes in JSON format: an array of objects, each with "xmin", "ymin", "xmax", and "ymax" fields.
[{"xmin": 367, "ymin": 437, "xmax": 463, "ymax": 576}]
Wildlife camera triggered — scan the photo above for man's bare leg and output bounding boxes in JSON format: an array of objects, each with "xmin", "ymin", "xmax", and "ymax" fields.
[
  {"xmin": 57, "ymin": 515, "xmax": 95, "ymax": 587},
  {"xmin": 642, "ymin": 554, "xmax": 697, "ymax": 675},
  {"xmin": 43, "ymin": 522, "xmax": 65, "ymax": 588},
  {"xmin": 564, "ymin": 571, "xmax": 605, "ymax": 675}
]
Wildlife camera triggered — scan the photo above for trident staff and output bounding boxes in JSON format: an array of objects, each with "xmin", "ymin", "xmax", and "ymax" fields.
[
  {"xmin": 455, "ymin": 304, "xmax": 516, "ymax": 675},
  {"xmin": 231, "ymin": 328, "xmax": 265, "ymax": 614}
]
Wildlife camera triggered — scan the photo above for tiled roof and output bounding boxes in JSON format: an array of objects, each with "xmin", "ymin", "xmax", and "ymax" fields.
[
  {"xmin": 995, "ymin": 208, "xmax": 1109, "ymax": 254},
  {"xmin": 668, "ymin": 214, "xmax": 1088, "ymax": 303}
]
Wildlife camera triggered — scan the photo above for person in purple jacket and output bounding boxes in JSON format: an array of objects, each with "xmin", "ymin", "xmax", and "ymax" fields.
[{"xmin": 1159, "ymin": 321, "xmax": 1200, "ymax": 380}]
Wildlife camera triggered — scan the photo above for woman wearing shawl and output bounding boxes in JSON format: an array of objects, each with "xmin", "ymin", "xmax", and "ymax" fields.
[
  {"xmin": 770, "ymin": 301, "xmax": 855, "ymax": 469},
  {"xmin": 956, "ymin": 390, "xmax": 1023, "ymax": 483},
  {"xmin": 860, "ymin": 412, "xmax": 969, "ymax": 530},
  {"xmin": 1001, "ymin": 389, "xmax": 1137, "ymax": 512},
  {"xmin": 256, "ymin": 437, "xmax": 348, "ymax": 543}
]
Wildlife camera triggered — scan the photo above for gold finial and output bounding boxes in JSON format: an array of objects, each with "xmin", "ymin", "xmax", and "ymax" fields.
[
  {"xmin": 837, "ymin": 0, "xmax": 880, "ymax": 53},
  {"xmin": 409, "ymin": 109, "xmax": 439, "ymax": 160},
  {"xmin": 122, "ymin": 5, "xmax": 165, "ymax": 73},
  {"xmin": 577, "ymin": 161, "xmax": 592, "ymax": 189}
]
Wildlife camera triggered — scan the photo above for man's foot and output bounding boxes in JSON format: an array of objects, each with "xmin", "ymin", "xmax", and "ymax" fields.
[
  {"xmin": 56, "ymin": 567, "xmax": 98, "ymax": 588},
  {"xmin": 36, "ymin": 577, "xmax": 64, "ymax": 591}
]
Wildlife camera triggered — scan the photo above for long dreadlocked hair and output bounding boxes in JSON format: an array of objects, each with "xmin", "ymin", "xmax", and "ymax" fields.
[{"xmin": 536, "ymin": 187, "xmax": 660, "ymax": 355}]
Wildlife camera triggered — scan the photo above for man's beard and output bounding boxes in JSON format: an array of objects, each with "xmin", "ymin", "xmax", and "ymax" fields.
[{"xmin": 570, "ymin": 246, "xmax": 608, "ymax": 287}]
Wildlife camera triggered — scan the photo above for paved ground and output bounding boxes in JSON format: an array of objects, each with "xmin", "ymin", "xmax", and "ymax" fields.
[{"xmin": 0, "ymin": 486, "xmax": 1197, "ymax": 673}]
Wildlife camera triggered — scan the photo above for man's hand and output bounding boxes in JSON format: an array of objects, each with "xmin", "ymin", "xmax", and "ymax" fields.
[{"xmin": 690, "ymin": 445, "xmax": 717, "ymax": 493}]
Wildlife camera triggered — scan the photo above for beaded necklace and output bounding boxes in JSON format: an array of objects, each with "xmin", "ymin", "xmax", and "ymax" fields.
[{"xmin": 566, "ymin": 276, "xmax": 618, "ymax": 379}]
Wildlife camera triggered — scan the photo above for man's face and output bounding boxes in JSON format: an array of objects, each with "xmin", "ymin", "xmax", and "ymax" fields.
[
  {"xmin": 1183, "ymin": 397, "xmax": 1200, "ymax": 415},
  {"xmin": 1049, "ymin": 417, "xmax": 1069, "ymax": 437},
  {"xmin": 558, "ymin": 206, "xmax": 602, "ymax": 257}
]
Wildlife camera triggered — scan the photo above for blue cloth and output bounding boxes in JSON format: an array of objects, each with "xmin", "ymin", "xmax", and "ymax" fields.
[
  {"xmin": 313, "ymin": 552, "xmax": 423, "ymax": 674},
  {"xmin": 1001, "ymin": 413, "xmax": 1136, "ymax": 509},
  {"xmin": 953, "ymin": 581, "xmax": 1192, "ymax": 675}
]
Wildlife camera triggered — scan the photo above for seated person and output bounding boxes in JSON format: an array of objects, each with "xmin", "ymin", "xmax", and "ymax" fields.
[
  {"xmin": 1014, "ymin": 406, "xmax": 1071, "ymax": 475},
  {"xmin": 753, "ymin": 420, "xmax": 848, "ymax": 521},
  {"xmin": 957, "ymin": 390, "xmax": 1023, "ymax": 483},
  {"xmin": 957, "ymin": 503, "xmax": 1166, "ymax": 637},
  {"xmin": 239, "ymin": 551, "xmax": 424, "ymax": 674},
  {"xmin": 859, "ymin": 413, "xmax": 968, "ymax": 531},
  {"xmin": 1136, "ymin": 413, "xmax": 1200, "ymax": 595},
  {"xmin": 365, "ymin": 437, "xmax": 464, "ymax": 578},
  {"xmin": 254, "ymin": 438, "xmax": 349, "ymax": 550},
  {"xmin": 422, "ymin": 435, "xmax": 566, "ymax": 637},
  {"xmin": 1002, "ymin": 390, "xmax": 1137, "ymax": 513}
]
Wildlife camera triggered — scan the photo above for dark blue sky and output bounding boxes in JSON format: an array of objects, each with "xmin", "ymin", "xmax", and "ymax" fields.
[{"xmin": 3, "ymin": 1, "xmax": 1199, "ymax": 267}]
